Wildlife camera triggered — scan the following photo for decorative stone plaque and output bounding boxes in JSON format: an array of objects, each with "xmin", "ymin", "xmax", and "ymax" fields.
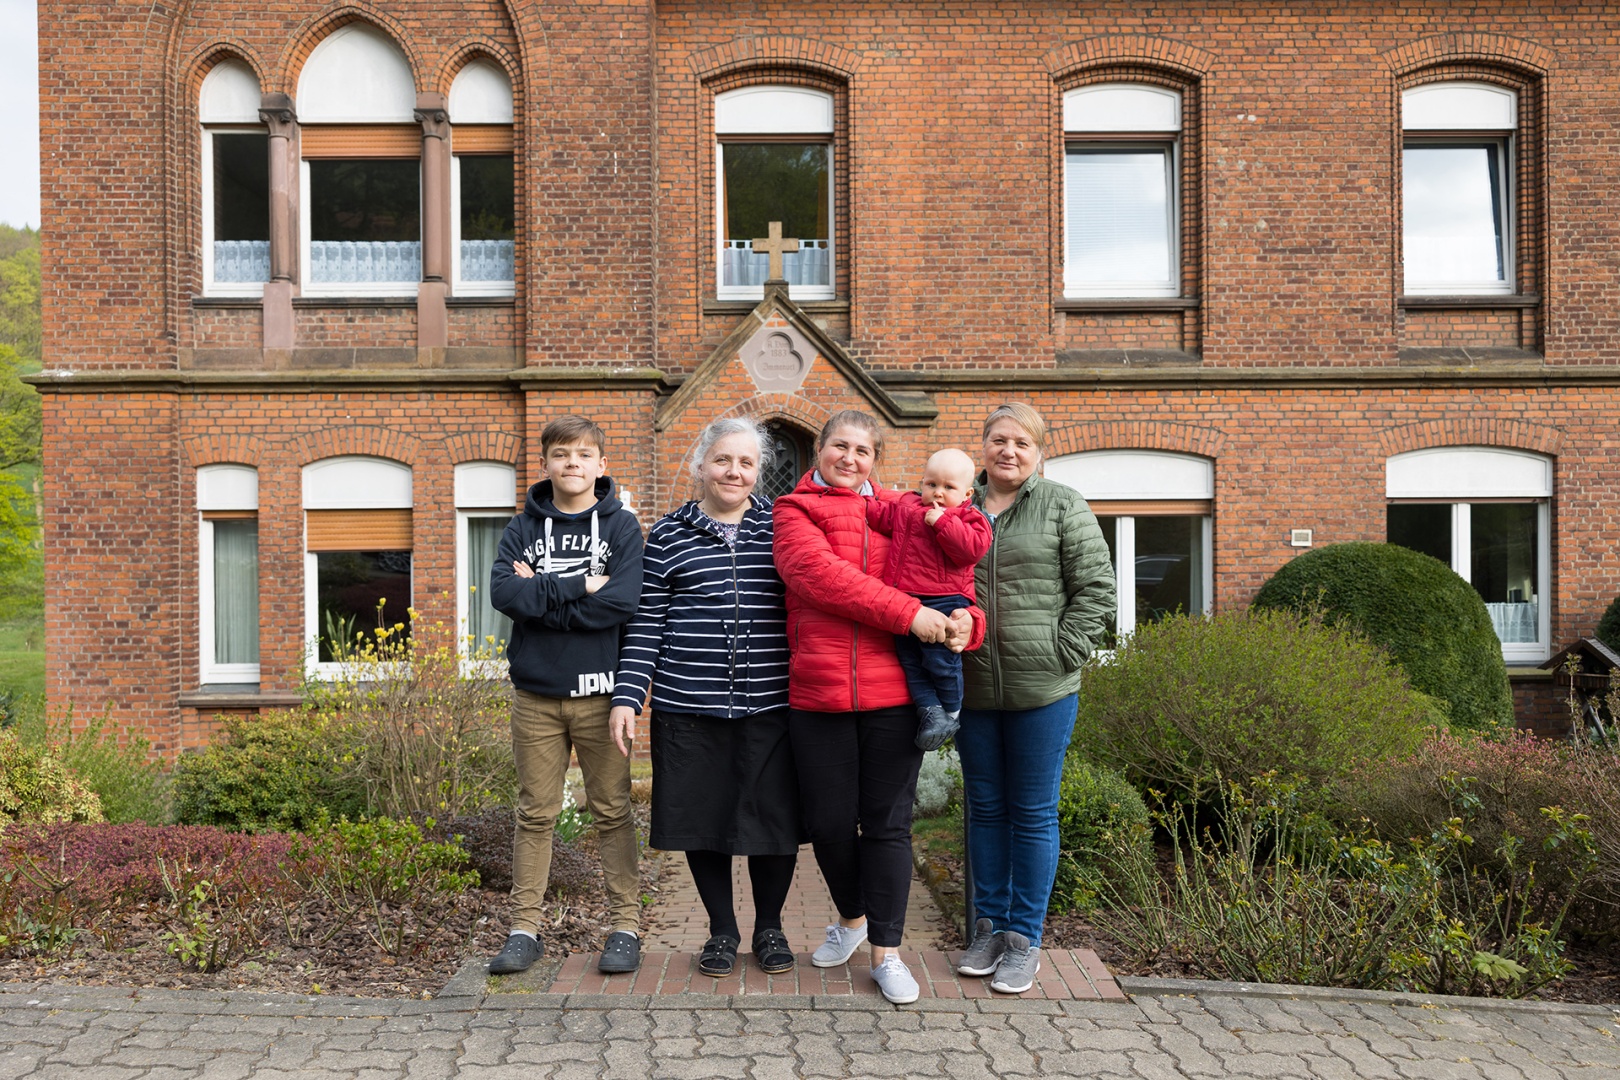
[{"xmin": 740, "ymin": 321, "xmax": 817, "ymax": 393}]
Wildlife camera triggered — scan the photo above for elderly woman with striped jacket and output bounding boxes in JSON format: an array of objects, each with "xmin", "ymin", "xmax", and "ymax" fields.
[{"xmin": 608, "ymin": 417, "xmax": 798, "ymax": 979}]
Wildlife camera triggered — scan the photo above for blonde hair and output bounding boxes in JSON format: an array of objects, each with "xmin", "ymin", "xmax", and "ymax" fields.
[
  {"xmin": 981, "ymin": 402, "xmax": 1047, "ymax": 454},
  {"xmin": 816, "ymin": 409, "xmax": 884, "ymax": 460}
]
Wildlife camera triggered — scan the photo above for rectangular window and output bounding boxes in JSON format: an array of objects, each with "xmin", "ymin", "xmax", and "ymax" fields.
[
  {"xmin": 460, "ymin": 514, "xmax": 514, "ymax": 657},
  {"xmin": 203, "ymin": 130, "xmax": 270, "ymax": 293},
  {"xmin": 452, "ymin": 154, "xmax": 515, "ymax": 295},
  {"xmin": 302, "ymin": 157, "xmax": 421, "ymax": 293},
  {"xmin": 1096, "ymin": 512, "xmax": 1211, "ymax": 644},
  {"xmin": 1064, "ymin": 147, "xmax": 1176, "ymax": 296},
  {"xmin": 200, "ymin": 515, "xmax": 260, "ymax": 683},
  {"xmin": 718, "ymin": 142, "xmax": 831, "ymax": 295},
  {"xmin": 1387, "ymin": 501, "xmax": 1546, "ymax": 654},
  {"xmin": 314, "ymin": 550, "xmax": 413, "ymax": 662},
  {"xmin": 1403, "ymin": 142, "xmax": 1510, "ymax": 293}
]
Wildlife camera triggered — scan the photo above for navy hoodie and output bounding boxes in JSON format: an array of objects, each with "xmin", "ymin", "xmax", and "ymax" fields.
[{"xmin": 489, "ymin": 476, "xmax": 644, "ymax": 698}]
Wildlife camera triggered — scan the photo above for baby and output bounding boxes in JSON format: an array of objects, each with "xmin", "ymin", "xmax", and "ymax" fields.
[{"xmin": 867, "ymin": 448, "xmax": 993, "ymax": 750}]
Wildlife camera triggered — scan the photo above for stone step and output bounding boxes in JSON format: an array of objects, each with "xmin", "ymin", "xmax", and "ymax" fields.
[{"xmin": 539, "ymin": 948, "xmax": 1126, "ymax": 1000}]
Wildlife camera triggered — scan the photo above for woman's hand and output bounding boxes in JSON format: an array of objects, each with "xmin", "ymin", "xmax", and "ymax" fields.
[
  {"xmin": 609, "ymin": 705, "xmax": 638, "ymax": 757},
  {"xmin": 944, "ymin": 608, "xmax": 973, "ymax": 654},
  {"xmin": 909, "ymin": 605, "xmax": 952, "ymax": 643}
]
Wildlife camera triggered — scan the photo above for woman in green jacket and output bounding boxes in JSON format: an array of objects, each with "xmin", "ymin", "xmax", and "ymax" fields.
[{"xmin": 955, "ymin": 402, "xmax": 1116, "ymax": 994}]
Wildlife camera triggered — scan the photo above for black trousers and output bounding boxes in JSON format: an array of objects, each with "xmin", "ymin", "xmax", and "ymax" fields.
[{"xmin": 788, "ymin": 705, "xmax": 924, "ymax": 948}]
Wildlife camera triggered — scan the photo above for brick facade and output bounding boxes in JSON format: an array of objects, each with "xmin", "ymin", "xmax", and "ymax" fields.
[{"xmin": 35, "ymin": 0, "xmax": 1620, "ymax": 752}]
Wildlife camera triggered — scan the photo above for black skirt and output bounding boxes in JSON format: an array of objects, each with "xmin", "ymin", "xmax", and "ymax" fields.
[{"xmin": 649, "ymin": 707, "xmax": 803, "ymax": 855}]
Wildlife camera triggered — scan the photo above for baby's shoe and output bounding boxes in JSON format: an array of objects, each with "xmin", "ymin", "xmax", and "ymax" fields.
[{"xmin": 915, "ymin": 706, "xmax": 959, "ymax": 751}]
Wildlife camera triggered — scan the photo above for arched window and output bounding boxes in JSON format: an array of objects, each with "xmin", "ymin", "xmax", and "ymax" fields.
[
  {"xmin": 198, "ymin": 464, "xmax": 259, "ymax": 683},
  {"xmin": 296, "ymin": 25, "xmax": 422, "ymax": 295},
  {"xmin": 455, "ymin": 461, "xmax": 516, "ymax": 660},
  {"xmin": 199, "ymin": 61, "xmax": 269, "ymax": 294},
  {"xmin": 1402, "ymin": 82, "xmax": 1517, "ymax": 295},
  {"xmin": 449, "ymin": 61, "xmax": 516, "ymax": 296},
  {"xmin": 1063, "ymin": 84, "xmax": 1182, "ymax": 298},
  {"xmin": 757, "ymin": 420, "xmax": 812, "ymax": 502},
  {"xmin": 1386, "ymin": 446, "xmax": 1551, "ymax": 659},
  {"xmin": 1046, "ymin": 450, "xmax": 1213, "ymax": 639},
  {"xmin": 302, "ymin": 456, "xmax": 414, "ymax": 670},
  {"xmin": 715, "ymin": 86, "xmax": 835, "ymax": 301}
]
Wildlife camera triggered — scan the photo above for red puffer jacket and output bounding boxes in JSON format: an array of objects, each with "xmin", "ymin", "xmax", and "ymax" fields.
[{"xmin": 774, "ymin": 472, "xmax": 985, "ymax": 713}]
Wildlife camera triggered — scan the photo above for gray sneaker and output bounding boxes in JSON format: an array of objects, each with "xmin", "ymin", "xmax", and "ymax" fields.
[
  {"xmin": 989, "ymin": 931, "xmax": 1040, "ymax": 994},
  {"xmin": 957, "ymin": 918, "xmax": 1006, "ymax": 976},
  {"xmin": 810, "ymin": 922, "xmax": 868, "ymax": 967},
  {"xmin": 871, "ymin": 954, "xmax": 920, "ymax": 1004}
]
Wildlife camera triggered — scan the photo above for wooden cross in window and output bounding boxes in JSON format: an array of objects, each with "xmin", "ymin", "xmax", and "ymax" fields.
[{"xmin": 752, "ymin": 221, "xmax": 800, "ymax": 283}]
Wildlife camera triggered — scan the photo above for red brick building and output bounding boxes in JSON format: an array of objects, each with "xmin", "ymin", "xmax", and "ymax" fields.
[{"xmin": 34, "ymin": 1, "xmax": 1620, "ymax": 752}]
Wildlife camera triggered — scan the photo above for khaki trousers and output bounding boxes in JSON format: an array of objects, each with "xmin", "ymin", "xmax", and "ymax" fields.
[{"xmin": 510, "ymin": 689, "xmax": 640, "ymax": 935}]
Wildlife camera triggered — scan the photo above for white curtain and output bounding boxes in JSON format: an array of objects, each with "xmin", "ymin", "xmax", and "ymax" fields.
[
  {"xmin": 468, "ymin": 518, "xmax": 513, "ymax": 651},
  {"xmin": 460, "ymin": 240, "xmax": 515, "ymax": 282},
  {"xmin": 721, "ymin": 239, "xmax": 830, "ymax": 287},
  {"xmin": 1066, "ymin": 149, "xmax": 1173, "ymax": 288},
  {"xmin": 1486, "ymin": 601, "xmax": 1538, "ymax": 644},
  {"xmin": 213, "ymin": 520, "xmax": 259, "ymax": 664},
  {"xmin": 309, "ymin": 241, "xmax": 421, "ymax": 284},
  {"xmin": 214, "ymin": 240, "xmax": 270, "ymax": 283}
]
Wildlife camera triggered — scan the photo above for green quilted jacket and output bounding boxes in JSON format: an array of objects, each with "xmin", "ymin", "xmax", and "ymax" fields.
[{"xmin": 962, "ymin": 472, "xmax": 1117, "ymax": 711}]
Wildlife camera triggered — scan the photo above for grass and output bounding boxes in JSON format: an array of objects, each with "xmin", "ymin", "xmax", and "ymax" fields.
[
  {"xmin": 911, "ymin": 805, "xmax": 965, "ymax": 860},
  {"xmin": 0, "ymin": 615, "xmax": 44, "ymax": 701}
]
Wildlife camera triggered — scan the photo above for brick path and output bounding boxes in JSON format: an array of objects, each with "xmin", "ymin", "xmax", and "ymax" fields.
[{"xmin": 530, "ymin": 844, "xmax": 1124, "ymax": 1001}]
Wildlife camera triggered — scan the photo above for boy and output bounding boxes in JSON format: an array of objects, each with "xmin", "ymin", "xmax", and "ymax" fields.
[
  {"xmin": 866, "ymin": 447, "xmax": 993, "ymax": 750},
  {"xmin": 486, "ymin": 416, "xmax": 646, "ymax": 976}
]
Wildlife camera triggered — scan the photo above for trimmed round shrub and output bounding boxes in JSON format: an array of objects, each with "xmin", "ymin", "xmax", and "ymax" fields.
[
  {"xmin": 173, "ymin": 710, "xmax": 366, "ymax": 833},
  {"xmin": 1051, "ymin": 757, "xmax": 1151, "ymax": 912},
  {"xmin": 1597, "ymin": 594, "xmax": 1620, "ymax": 653},
  {"xmin": 0, "ymin": 729, "xmax": 103, "ymax": 825},
  {"xmin": 1073, "ymin": 607, "xmax": 1442, "ymax": 806},
  {"xmin": 1251, "ymin": 542, "xmax": 1512, "ymax": 734}
]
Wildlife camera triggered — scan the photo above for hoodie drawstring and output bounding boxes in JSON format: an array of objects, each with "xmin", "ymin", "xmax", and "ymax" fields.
[
  {"xmin": 542, "ymin": 517, "xmax": 553, "ymax": 574},
  {"xmin": 590, "ymin": 510, "xmax": 601, "ymax": 575}
]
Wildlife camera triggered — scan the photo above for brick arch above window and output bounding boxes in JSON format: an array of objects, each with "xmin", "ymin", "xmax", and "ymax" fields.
[
  {"xmin": 290, "ymin": 425, "xmax": 425, "ymax": 468},
  {"xmin": 1377, "ymin": 419, "xmax": 1564, "ymax": 459},
  {"xmin": 184, "ymin": 44, "xmax": 272, "ymax": 101},
  {"xmin": 183, "ymin": 434, "xmax": 269, "ymax": 469},
  {"xmin": 1042, "ymin": 35, "xmax": 1214, "ymax": 82},
  {"xmin": 688, "ymin": 35, "xmax": 862, "ymax": 82},
  {"xmin": 445, "ymin": 430, "xmax": 522, "ymax": 467},
  {"xmin": 277, "ymin": 7, "xmax": 424, "ymax": 98},
  {"xmin": 1381, "ymin": 33, "xmax": 1554, "ymax": 79},
  {"xmin": 436, "ymin": 42, "xmax": 524, "ymax": 101},
  {"xmin": 1044, "ymin": 421, "xmax": 1225, "ymax": 461}
]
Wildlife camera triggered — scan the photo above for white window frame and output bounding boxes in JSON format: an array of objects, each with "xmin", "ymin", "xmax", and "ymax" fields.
[
  {"xmin": 1062, "ymin": 83, "xmax": 1182, "ymax": 299},
  {"xmin": 449, "ymin": 157, "xmax": 515, "ymax": 298},
  {"xmin": 714, "ymin": 86, "xmax": 836, "ymax": 302},
  {"xmin": 1045, "ymin": 450, "xmax": 1213, "ymax": 639},
  {"xmin": 198, "ymin": 465, "xmax": 260, "ymax": 684},
  {"xmin": 1386, "ymin": 446, "xmax": 1552, "ymax": 662},
  {"xmin": 298, "ymin": 157, "xmax": 424, "ymax": 298},
  {"xmin": 199, "ymin": 61, "xmax": 267, "ymax": 298},
  {"xmin": 455, "ymin": 462, "xmax": 516, "ymax": 674},
  {"xmin": 302, "ymin": 457, "xmax": 414, "ymax": 679},
  {"xmin": 1401, "ymin": 82, "xmax": 1517, "ymax": 296}
]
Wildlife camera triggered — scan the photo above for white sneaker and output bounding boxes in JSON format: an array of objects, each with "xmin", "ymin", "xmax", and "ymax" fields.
[
  {"xmin": 810, "ymin": 922, "xmax": 868, "ymax": 967},
  {"xmin": 871, "ymin": 954, "xmax": 920, "ymax": 1004}
]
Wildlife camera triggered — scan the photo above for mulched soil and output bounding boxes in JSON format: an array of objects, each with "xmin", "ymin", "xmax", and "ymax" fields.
[
  {"xmin": 0, "ymin": 806, "xmax": 663, "ymax": 1000},
  {"xmin": 918, "ymin": 843, "xmax": 1620, "ymax": 1005}
]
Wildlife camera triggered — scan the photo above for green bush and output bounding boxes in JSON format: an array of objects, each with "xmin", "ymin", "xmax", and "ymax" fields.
[
  {"xmin": 1051, "ymin": 757, "xmax": 1150, "ymax": 913},
  {"xmin": 0, "ymin": 728, "xmax": 103, "ymax": 825},
  {"xmin": 1074, "ymin": 608, "xmax": 1441, "ymax": 807},
  {"xmin": 173, "ymin": 711, "xmax": 365, "ymax": 833},
  {"xmin": 1251, "ymin": 542, "xmax": 1512, "ymax": 734},
  {"xmin": 1597, "ymin": 594, "xmax": 1620, "ymax": 653},
  {"xmin": 12, "ymin": 700, "xmax": 169, "ymax": 823}
]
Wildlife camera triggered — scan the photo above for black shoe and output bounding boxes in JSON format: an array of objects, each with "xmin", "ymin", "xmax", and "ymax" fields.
[
  {"xmin": 488, "ymin": 933, "xmax": 542, "ymax": 975},
  {"xmin": 698, "ymin": 933, "xmax": 740, "ymax": 978},
  {"xmin": 599, "ymin": 931, "xmax": 642, "ymax": 974},
  {"xmin": 915, "ymin": 705, "xmax": 960, "ymax": 751},
  {"xmin": 751, "ymin": 928, "xmax": 796, "ymax": 974}
]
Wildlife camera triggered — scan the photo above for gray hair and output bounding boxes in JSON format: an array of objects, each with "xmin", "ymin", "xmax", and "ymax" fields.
[{"xmin": 689, "ymin": 417, "xmax": 774, "ymax": 480}]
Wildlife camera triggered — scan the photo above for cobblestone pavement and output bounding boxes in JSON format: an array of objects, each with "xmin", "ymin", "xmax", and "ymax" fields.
[{"xmin": 3, "ymin": 978, "xmax": 1618, "ymax": 1079}]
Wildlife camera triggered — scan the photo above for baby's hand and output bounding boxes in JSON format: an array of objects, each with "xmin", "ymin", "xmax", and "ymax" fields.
[{"xmin": 924, "ymin": 507, "xmax": 945, "ymax": 526}]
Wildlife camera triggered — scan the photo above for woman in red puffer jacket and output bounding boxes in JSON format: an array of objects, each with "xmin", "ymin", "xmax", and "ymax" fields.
[{"xmin": 773, "ymin": 409, "xmax": 982, "ymax": 1004}]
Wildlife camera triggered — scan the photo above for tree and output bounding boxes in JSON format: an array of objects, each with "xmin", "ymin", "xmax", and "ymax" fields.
[{"xmin": 0, "ymin": 226, "xmax": 42, "ymax": 622}]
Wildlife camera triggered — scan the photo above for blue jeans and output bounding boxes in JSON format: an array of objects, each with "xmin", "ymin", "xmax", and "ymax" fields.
[
  {"xmin": 956, "ymin": 695, "xmax": 1078, "ymax": 945},
  {"xmin": 893, "ymin": 594, "xmax": 971, "ymax": 711}
]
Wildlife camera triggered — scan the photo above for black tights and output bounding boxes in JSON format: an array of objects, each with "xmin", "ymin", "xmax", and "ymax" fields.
[{"xmin": 685, "ymin": 850, "xmax": 797, "ymax": 939}]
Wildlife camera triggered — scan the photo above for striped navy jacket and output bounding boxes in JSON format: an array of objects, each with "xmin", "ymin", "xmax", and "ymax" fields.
[{"xmin": 611, "ymin": 495, "xmax": 789, "ymax": 719}]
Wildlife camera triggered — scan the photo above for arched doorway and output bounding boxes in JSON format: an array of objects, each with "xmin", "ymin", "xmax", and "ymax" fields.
[{"xmin": 758, "ymin": 420, "xmax": 813, "ymax": 502}]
